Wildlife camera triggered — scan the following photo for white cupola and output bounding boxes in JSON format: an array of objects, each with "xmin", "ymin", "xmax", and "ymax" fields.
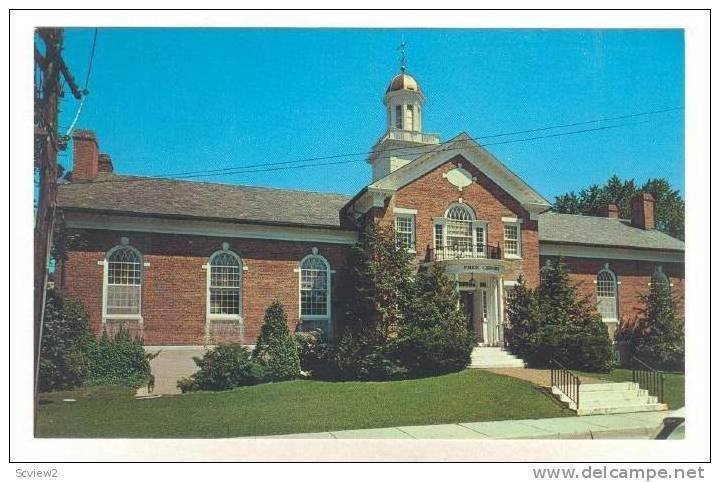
[{"xmin": 368, "ymin": 66, "xmax": 440, "ymax": 182}]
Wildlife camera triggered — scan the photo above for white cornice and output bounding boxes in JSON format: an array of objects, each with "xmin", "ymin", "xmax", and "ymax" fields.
[
  {"xmin": 540, "ymin": 242, "xmax": 684, "ymax": 263},
  {"xmin": 64, "ymin": 212, "xmax": 358, "ymax": 245}
]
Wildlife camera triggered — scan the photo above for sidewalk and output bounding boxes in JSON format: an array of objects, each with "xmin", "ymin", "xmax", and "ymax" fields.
[{"xmin": 253, "ymin": 411, "xmax": 670, "ymax": 439}]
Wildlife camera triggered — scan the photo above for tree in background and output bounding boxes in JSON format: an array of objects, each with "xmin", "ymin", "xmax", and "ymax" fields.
[
  {"xmin": 553, "ymin": 175, "xmax": 684, "ymax": 240},
  {"xmin": 630, "ymin": 272, "xmax": 684, "ymax": 371},
  {"xmin": 253, "ymin": 301, "xmax": 301, "ymax": 381}
]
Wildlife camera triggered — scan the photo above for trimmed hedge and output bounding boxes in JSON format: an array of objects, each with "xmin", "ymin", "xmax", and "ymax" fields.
[
  {"xmin": 82, "ymin": 328, "xmax": 152, "ymax": 388},
  {"xmin": 253, "ymin": 301, "xmax": 301, "ymax": 381},
  {"xmin": 177, "ymin": 344, "xmax": 265, "ymax": 392}
]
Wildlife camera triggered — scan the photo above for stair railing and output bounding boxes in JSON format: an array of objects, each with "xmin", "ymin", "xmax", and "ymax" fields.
[
  {"xmin": 550, "ymin": 359, "xmax": 581, "ymax": 409},
  {"xmin": 631, "ymin": 356, "xmax": 665, "ymax": 404}
]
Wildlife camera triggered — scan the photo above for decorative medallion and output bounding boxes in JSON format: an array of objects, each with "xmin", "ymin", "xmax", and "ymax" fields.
[
  {"xmin": 443, "ymin": 166, "xmax": 476, "ymax": 192},
  {"xmin": 222, "ymin": 242, "xmax": 229, "ymax": 251}
]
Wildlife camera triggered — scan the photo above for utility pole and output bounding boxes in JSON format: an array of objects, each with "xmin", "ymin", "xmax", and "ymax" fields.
[{"xmin": 33, "ymin": 28, "xmax": 82, "ymax": 427}]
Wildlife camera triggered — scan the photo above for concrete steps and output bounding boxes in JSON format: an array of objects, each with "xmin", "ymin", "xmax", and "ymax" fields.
[
  {"xmin": 467, "ymin": 346, "xmax": 526, "ymax": 368},
  {"xmin": 552, "ymin": 381, "xmax": 668, "ymax": 416}
]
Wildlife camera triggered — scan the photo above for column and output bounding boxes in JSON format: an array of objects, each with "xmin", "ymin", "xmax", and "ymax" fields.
[{"xmin": 498, "ymin": 277, "xmax": 505, "ymax": 346}]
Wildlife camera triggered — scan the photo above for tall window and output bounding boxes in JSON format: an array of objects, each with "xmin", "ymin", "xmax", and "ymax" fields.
[
  {"xmin": 651, "ymin": 266, "xmax": 670, "ymax": 287},
  {"xmin": 596, "ymin": 267, "xmax": 618, "ymax": 321},
  {"xmin": 446, "ymin": 204, "xmax": 475, "ymax": 253},
  {"xmin": 395, "ymin": 214, "xmax": 415, "ymax": 251},
  {"xmin": 300, "ymin": 255, "xmax": 330, "ymax": 318},
  {"xmin": 503, "ymin": 222, "xmax": 521, "ymax": 257},
  {"xmin": 105, "ymin": 245, "xmax": 142, "ymax": 316},
  {"xmin": 395, "ymin": 105, "xmax": 402, "ymax": 129},
  {"xmin": 208, "ymin": 251, "xmax": 242, "ymax": 317}
]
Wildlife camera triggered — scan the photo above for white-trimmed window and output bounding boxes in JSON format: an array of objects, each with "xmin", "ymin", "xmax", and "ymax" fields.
[
  {"xmin": 596, "ymin": 267, "xmax": 619, "ymax": 322},
  {"xmin": 394, "ymin": 214, "xmax": 416, "ymax": 252},
  {"xmin": 446, "ymin": 204, "xmax": 475, "ymax": 253},
  {"xmin": 503, "ymin": 222, "xmax": 521, "ymax": 258},
  {"xmin": 405, "ymin": 105, "xmax": 414, "ymax": 131},
  {"xmin": 207, "ymin": 250, "xmax": 242, "ymax": 317},
  {"xmin": 395, "ymin": 105, "xmax": 402, "ymax": 129},
  {"xmin": 104, "ymin": 245, "xmax": 143, "ymax": 317},
  {"xmin": 299, "ymin": 255, "xmax": 331, "ymax": 319},
  {"xmin": 651, "ymin": 266, "xmax": 670, "ymax": 287}
]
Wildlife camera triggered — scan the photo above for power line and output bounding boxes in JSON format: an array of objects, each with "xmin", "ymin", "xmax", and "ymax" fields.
[
  {"xmin": 65, "ymin": 28, "xmax": 98, "ymax": 137},
  {"xmin": 78, "ymin": 117, "xmax": 657, "ymax": 185},
  {"xmin": 127, "ymin": 106, "xmax": 683, "ymax": 180}
]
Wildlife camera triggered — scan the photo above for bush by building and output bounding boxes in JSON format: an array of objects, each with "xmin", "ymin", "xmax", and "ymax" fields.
[
  {"xmin": 82, "ymin": 328, "xmax": 152, "ymax": 387},
  {"xmin": 253, "ymin": 301, "xmax": 301, "ymax": 381},
  {"xmin": 177, "ymin": 344, "xmax": 266, "ymax": 392}
]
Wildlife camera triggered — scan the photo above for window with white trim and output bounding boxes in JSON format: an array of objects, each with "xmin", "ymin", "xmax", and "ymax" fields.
[
  {"xmin": 394, "ymin": 214, "xmax": 415, "ymax": 251},
  {"xmin": 208, "ymin": 251, "xmax": 242, "ymax": 316},
  {"xmin": 503, "ymin": 222, "xmax": 521, "ymax": 257},
  {"xmin": 651, "ymin": 266, "xmax": 670, "ymax": 287},
  {"xmin": 596, "ymin": 268, "xmax": 619, "ymax": 322},
  {"xmin": 395, "ymin": 105, "xmax": 402, "ymax": 129},
  {"xmin": 446, "ymin": 204, "xmax": 475, "ymax": 254},
  {"xmin": 405, "ymin": 105, "xmax": 414, "ymax": 131},
  {"xmin": 105, "ymin": 246, "xmax": 142, "ymax": 316},
  {"xmin": 300, "ymin": 255, "xmax": 330, "ymax": 318}
]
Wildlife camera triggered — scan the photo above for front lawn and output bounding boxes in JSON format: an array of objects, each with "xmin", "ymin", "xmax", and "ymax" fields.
[
  {"xmin": 37, "ymin": 369, "xmax": 571, "ymax": 438},
  {"xmin": 576, "ymin": 369, "xmax": 684, "ymax": 410}
]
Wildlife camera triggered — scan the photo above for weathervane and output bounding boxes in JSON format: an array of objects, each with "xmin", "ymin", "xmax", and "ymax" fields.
[{"xmin": 398, "ymin": 38, "xmax": 407, "ymax": 72}]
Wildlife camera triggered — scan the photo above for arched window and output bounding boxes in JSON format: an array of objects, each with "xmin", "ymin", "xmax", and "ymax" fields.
[
  {"xmin": 596, "ymin": 267, "xmax": 619, "ymax": 322},
  {"xmin": 207, "ymin": 250, "xmax": 242, "ymax": 317},
  {"xmin": 299, "ymin": 254, "xmax": 331, "ymax": 318},
  {"xmin": 104, "ymin": 245, "xmax": 143, "ymax": 317},
  {"xmin": 445, "ymin": 204, "xmax": 475, "ymax": 253}
]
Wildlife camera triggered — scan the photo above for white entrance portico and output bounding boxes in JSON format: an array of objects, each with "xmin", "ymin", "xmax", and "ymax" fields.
[{"xmin": 437, "ymin": 259, "xmax": 506, "ymax": 346}]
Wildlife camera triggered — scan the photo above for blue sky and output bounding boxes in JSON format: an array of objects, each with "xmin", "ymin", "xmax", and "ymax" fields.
[{"xmin": 56, "ymin": 28, "xmax": 684, "ymax": 201}]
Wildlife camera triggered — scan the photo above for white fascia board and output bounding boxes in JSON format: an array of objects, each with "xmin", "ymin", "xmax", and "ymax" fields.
[
  {"xmin": 64, "ymin": 212, "xmax": 358, "ymax": 245},
  {"xmin": 539, "ymin": 242, "xmax": 684, "ymax": 263}
]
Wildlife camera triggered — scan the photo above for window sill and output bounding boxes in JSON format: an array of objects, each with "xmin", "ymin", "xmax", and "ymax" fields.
[
  {"xmin": 104, "ymin": 314, "xmax": 142, "ymax": 321},
  {"xmin": 504, "ymin": 255, "xmax": 523, "ymax": 260},
  {"xmin": 300, "ymin": 315, "xmax": 330, "ymax": 321},
  {"xmin": 207, "ymin": 315, "xmax": 243, "ymax": 322}
]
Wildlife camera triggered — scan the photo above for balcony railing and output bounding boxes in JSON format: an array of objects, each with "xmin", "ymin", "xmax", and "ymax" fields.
[
  {"xmin": 387, "ymin": 129, "xmax": 440, "ymax": 144},
  {"xmin": 429, "ymin": 243, "xmax": 502, "ymax": 261}
]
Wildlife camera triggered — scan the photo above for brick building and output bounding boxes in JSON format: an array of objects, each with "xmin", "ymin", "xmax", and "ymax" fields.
[{"xmin": 56, "ymin": 69, "xmax": 684, "ymax": 376}]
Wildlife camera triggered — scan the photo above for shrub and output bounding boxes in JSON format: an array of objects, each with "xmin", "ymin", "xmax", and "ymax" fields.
[
  {"xmin": 253, "ymin": 301, "xmax": 301, "ymax": 381},
  {"xmin": 178, "ymin": 344, "xmax": 265, "ymax": 392},
  {"xmin": 332, "ymin": 330, "xmax": 407, "ymax": 381},
  {"xmin": 38, "ymin": 290, "xmax": 92, "ymax": 391},
  {"xmin": 82, "ymin": 328, "xmax": 152, "ymax": 387},
  {"xmin": 393, "ymin": 263, "xmax": 475, "ymax": 376},
  {"xmin": 631, "ymin": 276, "xmax": 684, "ymax": 371},
  {"xmin": 295, "ymin": 329, "xmax": 334, "ymax": 378},
  {"xmin": 505, "ymin": 260, "xmax": 613, "ymax": 372}
]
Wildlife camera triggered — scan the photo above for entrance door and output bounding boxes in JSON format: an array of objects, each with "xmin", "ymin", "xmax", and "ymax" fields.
[{"xmin": 460, "ymin": 291, "xmax": 483, "ymax": 343}]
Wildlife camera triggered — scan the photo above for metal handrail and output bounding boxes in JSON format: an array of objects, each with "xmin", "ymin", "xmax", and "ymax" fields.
[
  {"xmin": 631, "ymin": 356, "xmax": 665, "ymax": 403},
  {"xmin": 550, "ymin": 358, "xmax": 581, "ymax": 409}
]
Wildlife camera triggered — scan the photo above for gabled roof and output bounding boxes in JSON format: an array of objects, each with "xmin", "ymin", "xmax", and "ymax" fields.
[
  {"xmin": 538, "ymin": 212, "xmax": 685, "ymax": 252},
  {"xmin": 368, "ymin": 132, "xmax": 551, "ymax": 212},
  {"xmin": 57, "ymin": 173, "xmax": 353, "ymax": 229}
]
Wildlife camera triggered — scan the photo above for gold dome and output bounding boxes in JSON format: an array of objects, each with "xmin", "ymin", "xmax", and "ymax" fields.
[{"xmin": 386, "ymin": 72, "xmax": 421, "ymax": 93}]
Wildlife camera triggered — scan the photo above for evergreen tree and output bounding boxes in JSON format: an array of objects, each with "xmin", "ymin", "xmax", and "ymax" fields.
[
  {"xmin": 253, "ymin": 301, "xmax": 301, "ymax": 381},
  {"xmin": 342, "ymin": 221, "xmax": 414, "ymax": 343},
  {"xmin": 505, "ymin": 259, "xmax": 613, "ymax": 371},
  {"xmin": 632, "ymin": 274, "xmax": 684, "ymax": 371},
  {"xmin": 393, "ymin": 263, "xmax": 475, "ymax": 376}
]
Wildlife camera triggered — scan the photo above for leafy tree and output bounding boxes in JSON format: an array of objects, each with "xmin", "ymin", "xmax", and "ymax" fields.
[
  {"xmin": 505, "ymin": 259, "xmax": 613, "ymax": 372},
  {"xmin": 342, "ymin": 221, "xmax": 414, "ymax": 343},
  {"xmin": 553, "ymin": 175, "xmax": 684, "ymax": 240},
  {"xmin": 631, "ymin": 275, "xmax": 684, "ymax": 371},
  {"xmin": 38, "ymin": 290, "xmax": 93, "ymax": 391},
  {"xmin": 253, "ymin": 301, "xmax": 301, "ymax": 381},
  {"xmin": 393, "ymin": 263, "xmax": 475, "ymax": 376},
  {"xmin": 178, "ymin": 344, "xmax": 265, "ymax": 392}
]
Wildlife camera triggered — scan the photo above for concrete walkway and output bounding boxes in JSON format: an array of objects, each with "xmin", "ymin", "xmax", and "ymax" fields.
[
  {"xmin": 484, "ymin": 367, "xmax": 604, "ymax": 386},
  {"xmin": 252, "ymin": 411, "xmax": 670, "ymax": 439}
]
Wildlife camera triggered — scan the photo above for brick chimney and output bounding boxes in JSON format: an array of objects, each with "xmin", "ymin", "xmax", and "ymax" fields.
[
  {"xmin": 630, "ymin": 192, "xmax": 655, "ymax": 230},
  {"xmin": 599, "ymin": 203, "xmax": 619, "ymax": 219},
  {"xmin": 98, "ymin": 153, "xmax": 114, "ymax": 173},
  {"xmin": 71, "ymin": 129, "xmax": 99, "ymax": 181}
]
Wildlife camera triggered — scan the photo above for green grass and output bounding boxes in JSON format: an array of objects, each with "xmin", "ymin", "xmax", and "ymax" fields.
[
  {"xmin": 37, "ymin": 370, "xmax": 571, "ymax": 438},
  {"xmin": 576, "ymin": 369, "xmax": 684, "ymax": 410}
]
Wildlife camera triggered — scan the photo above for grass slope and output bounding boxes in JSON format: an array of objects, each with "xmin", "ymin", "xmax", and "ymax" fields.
[{"xmin": 37, "ymin": 370, "xmax": 570, "ymax": 438}]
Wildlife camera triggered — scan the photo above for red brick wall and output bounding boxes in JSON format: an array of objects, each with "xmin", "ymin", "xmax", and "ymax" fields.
[
  {"xmin": 540, "ymin": 255, "xmax": 685, "ymax": 326},
  {"xmin": 61, "ymin": 229, "xmax": 351, "ymax": 345},
  {"xmin": 370, "ymin": 155, "xmax": 541, "ymax": 286}
]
